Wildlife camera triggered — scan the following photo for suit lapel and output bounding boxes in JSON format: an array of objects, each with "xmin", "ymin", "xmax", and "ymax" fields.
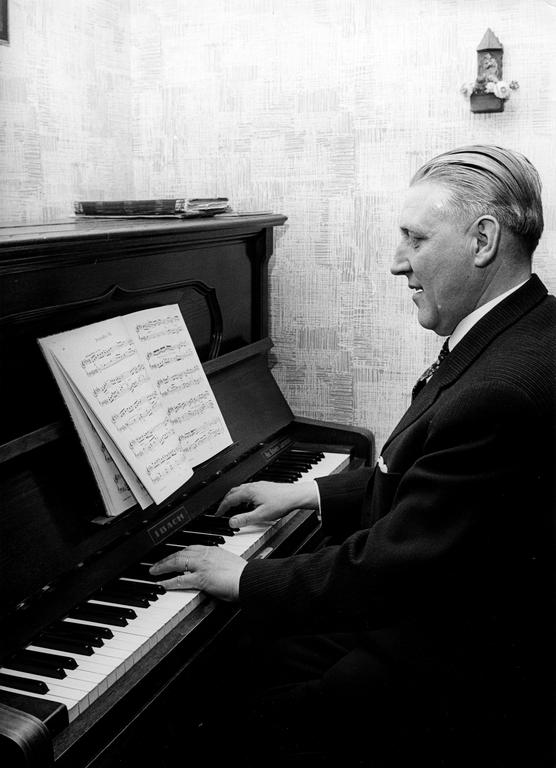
[{"xmin": 381, "ymin": 274, "xmax": 547, "ymax": 452}]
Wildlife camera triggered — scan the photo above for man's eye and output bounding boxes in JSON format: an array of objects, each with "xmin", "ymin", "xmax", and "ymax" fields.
[{"xmin": 407, "ymin": 234, "xmax": 421, "ymax": 248}]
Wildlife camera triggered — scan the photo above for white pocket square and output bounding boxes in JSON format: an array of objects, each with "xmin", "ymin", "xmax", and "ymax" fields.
[{"xmin": 377, "ymin": 456, "xmax": 388, "ymax": 473}]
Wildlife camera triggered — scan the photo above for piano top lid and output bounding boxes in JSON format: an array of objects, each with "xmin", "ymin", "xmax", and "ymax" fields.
[{"xmin": 0, "ymin": 214, "xmax": 288, "ymax": 250}]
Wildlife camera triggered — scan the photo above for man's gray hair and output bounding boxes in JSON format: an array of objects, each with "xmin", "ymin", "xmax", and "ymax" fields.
[{"xmin": 411, "ymin": 145, "xmax": 544, "ymax": 255}]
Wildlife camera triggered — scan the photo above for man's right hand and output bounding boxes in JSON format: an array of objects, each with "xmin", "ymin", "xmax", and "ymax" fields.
[{"xmin": 217, "ymin": 480, "xmax": 319, "ymax": 529}]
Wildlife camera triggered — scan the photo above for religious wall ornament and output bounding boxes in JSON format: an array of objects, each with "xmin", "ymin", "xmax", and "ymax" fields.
[{"xmin": 460, "ymin": 29, "xmax": 519, "ymax": 113}]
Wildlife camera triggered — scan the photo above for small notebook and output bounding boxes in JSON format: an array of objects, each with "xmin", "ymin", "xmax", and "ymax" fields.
[{"xmin": 38, "ymin": 305, "xmax": 232, "ymax": 517}]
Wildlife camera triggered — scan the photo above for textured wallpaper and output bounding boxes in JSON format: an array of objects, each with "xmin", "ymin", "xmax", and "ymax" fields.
[
  {"xmin": 0, "ymin": 0, "xmax": 133, "ymax": 223},
  {"xmin": 1, "ymin": 0, "xmax": 555, "ymax": 451}
]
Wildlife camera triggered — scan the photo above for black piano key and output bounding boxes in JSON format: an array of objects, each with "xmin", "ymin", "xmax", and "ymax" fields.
[
  {"xmin": 110, "ymin": 580, "xmax": 160, "ymax": 601},
  {"xmin": 0, "ymin": 672, "xmax": 49, "ymax": 695},
  {"xmin": 182, "ymin": 530, "xmax": 231, "ymax": 543},
  {"xmin": 33, "ymin": 632, "xmax": 95, "ymax": 656},
  {"xmin": 67, "ymin": 604, "xmax": 130, "ymax": 627},
  {"xmin": 47, "ymin": 621, "xmax": 105, "ymax": 647},
  {"xmin": 257, "ymin": 469, "xmax": 301, "ymax": 480},
  {"xmin": 259, "ymin": 464, "xmax": 303, "ymax": 474},
  {"xmin": 148, "ymin": 571, "xmax": 183, "ymax": 581},
  {"xmin": 120, "ymin": 565, "xmax": 168, "ymax": 588},
  {"xmin": 3, "ymin": 656, "xmax": 67, "ymax": 679},
  {"xmin": 92, "ymin": 589, "xmax": 150, "ymax": 609},
  {"xmin": 14, "ymin": 649, "xmax": 77, "ymax": 670},
  {"xmin": 272, "ymin": 460, "xmax": 313, "ymax": 470},
  {"xmin": 170, "ymin": 530, "xmax": 229, "ymax": 545},
  {"xmin": 51, "ymin": 621, "xmax": 114, "ymax": 648},
  {"xmin": 266, "ymin": 461, "xmax": 306, "ymax": 472},
  {"xmin": 86, "ymin": 602, "xmax": 136, "ymax": 620},
  {"xmin": 186, "ymin": 515, "xmax": 239, "ymax": 536},
  {"xmin": 131, "ymin": 564, "xmax": 184, "ymax": 582},
  {"xmin": 142, "ymin": 543, "xmax": 184, "ymax": 564},
  {"xmin": 218, "ymin": 501, "xmax": 253, "ymax": 518},
  {"xmin": 288, "ymin": 448, "xmax": 325, "ymax": 458},
  {"xmin": 253, "ymin": 472, "xmax": 297, "ymax": 482},
  {"xmin": 278, "ymin": 456, "xmax": 316, "ymax": 465}
]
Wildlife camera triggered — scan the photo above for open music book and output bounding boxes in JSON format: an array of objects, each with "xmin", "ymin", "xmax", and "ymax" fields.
[{"xmin": 38, "ymin": 305, "xmax": 232, "ymax": 517}]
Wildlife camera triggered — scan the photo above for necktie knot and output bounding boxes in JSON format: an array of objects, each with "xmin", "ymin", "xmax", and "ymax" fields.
[{"xmin": 412, "ymin": 338, "xmax": 450, "ymax": 401}]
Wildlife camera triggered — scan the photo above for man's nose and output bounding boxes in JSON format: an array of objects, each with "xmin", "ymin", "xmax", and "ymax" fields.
[{"xmin": 390, "ymin": 243, "xmax": 411, "ymax": 276}]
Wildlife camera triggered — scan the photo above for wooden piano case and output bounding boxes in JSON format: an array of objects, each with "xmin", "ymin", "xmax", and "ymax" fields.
[{"xmin": 0, "ymin": 215, "xmax": 374, "ymax": 767}]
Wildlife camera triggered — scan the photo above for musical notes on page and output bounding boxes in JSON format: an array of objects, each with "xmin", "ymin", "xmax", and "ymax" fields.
[
  {"xmin": 124, "ymin": 306, "xmax": 232, "ymax": 467},
  {"xmin": 38, "ymin": 304, "xmax": 231, "ymax": 516}
]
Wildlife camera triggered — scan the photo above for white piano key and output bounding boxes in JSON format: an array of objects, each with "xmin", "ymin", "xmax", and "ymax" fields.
[
  {"xmin": 0, "ymin": 683, "xmax": 77, "ymax": 709},
  {"xmin": 26, "ymin": 645, "xmax": 117, "ymax": 675},
  {"xmin": 0, "ymin": 667, "xmax": 95, "ymax": 698},
  {"xmin": 0, "ymin": 669, "xmax": 83, "ymax": 702},
  {"xmin": 293, "ymin": 451, "xmax": 349, "ymax": 481}
]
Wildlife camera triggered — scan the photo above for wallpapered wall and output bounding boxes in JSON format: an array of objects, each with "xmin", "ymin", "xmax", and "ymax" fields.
[
  {"xmin": 0, "ymin": 0, "xmax": 133, "ymax": 222},
  {"xmin": 1, "ymin": 0, "xmax": 555, "ymax": 451}
]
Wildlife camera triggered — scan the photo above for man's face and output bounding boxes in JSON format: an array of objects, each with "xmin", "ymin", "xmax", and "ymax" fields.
[{"xmin": 391, "ymin": 181, "xmax": 481, "ymax": 336}]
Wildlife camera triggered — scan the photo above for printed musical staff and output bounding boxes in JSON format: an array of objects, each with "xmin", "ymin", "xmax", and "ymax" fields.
[{"xmin": 38, "ymin": 304, "xmax": 232, "ymax": 516}]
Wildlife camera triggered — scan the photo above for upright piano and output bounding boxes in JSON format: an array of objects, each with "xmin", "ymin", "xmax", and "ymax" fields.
[{"xmin": 0, "ymin": 215, "xmax": 374, "ymax": 767}]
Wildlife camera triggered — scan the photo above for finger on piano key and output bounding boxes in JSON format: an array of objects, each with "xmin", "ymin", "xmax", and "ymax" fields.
[
  {"xmin": 140, "ymin": 543, "xmax": 186, "ymax": 564},
  {"xmin": 120, "ymin": 563, "xmax": 169, "ymax": 583},
  {"xmin": 118, "ymin": 570, "xmax": 167, "ymax": 592}
]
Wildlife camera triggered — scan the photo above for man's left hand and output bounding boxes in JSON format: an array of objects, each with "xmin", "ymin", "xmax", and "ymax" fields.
[{"xmin": 149, "ymin": 545, "xmax": 247, "ymax": 601}]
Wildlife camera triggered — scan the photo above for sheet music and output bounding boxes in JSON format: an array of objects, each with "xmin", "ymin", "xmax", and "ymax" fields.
[
  {"xmin": 55, "ymin": 358, "xmax": 154, "ymax": 510},
  {"xmin": 48, "ymin": 317, "xmax": 193, "ymax": 505},
  {"xmin": 124, "ymin": 305, "xmax": 232, "ymax": 466},
  {"xmin": 38, "ymin": 338, "xmax": 138, "ymax": 516}
]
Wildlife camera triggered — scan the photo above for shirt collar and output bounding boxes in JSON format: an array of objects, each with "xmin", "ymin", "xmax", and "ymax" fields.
[{"xmin": 448, "ymin": 278, "xmax": 529, "ymax": 351}]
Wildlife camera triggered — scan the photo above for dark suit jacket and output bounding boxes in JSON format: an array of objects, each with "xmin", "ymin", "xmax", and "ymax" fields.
[{"xmin": 240, "ymin": 275, "xmax": 555, "ymax": 759}]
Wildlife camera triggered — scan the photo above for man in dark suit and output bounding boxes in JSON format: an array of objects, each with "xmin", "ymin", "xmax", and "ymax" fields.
[{"xmin": 152, "ymin": 146, "xmax": 555, "ymax": 766}]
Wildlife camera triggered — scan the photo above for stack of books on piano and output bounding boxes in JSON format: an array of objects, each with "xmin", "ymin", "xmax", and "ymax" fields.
[{"xmin": 74, "ymin": 198, "xmax": 232, "ymax": 218}]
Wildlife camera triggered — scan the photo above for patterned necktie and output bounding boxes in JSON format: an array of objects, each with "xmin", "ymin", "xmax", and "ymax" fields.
[{"xmin": 411, "ymin": 338, "xmax": 451, "ymax": 401}]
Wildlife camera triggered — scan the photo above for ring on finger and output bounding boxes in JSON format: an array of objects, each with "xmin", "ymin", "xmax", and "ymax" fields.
[{"xmin": 183, "ymin": 558, "xmax": 189, "ymax": 573}]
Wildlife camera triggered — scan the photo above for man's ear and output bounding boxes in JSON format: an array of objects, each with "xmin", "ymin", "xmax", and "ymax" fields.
[{"xmin": 472, "ymin": 216, "xmax": 500, "ymax": 267}]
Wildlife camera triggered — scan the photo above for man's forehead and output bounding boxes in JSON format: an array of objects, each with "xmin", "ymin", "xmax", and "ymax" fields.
[{"xmin": 399, "ymin": 181, "xmax": 454, "ymax": 229}]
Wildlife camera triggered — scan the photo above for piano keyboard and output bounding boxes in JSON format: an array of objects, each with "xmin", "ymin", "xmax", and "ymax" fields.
[{"xmin": 0, "ymin": 449, "xmax": 349, "ymax": 723}]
